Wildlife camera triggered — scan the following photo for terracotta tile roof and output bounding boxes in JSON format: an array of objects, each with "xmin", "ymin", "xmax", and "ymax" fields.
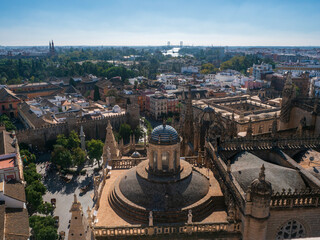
[
  {"xmin": 4, "ymin": 180, "xmax": 26, "ymax": 202},
  {"xmin": 0, "ymin": 130, "xmax": 16, "ymax": 155},
  {"xmin": 0, "ymin": 88, "xmax": 20, "ymax": 102},
  {"xmin": 5, "ymin": 208, "xmax": 29, "ymax": 240},
  {"xmin": 0, "ymin": 157, "xmax": 15, "ymax": 169},
  {"xmin": 18, "ymin": 102, "xmax": 46, "ymax": 128}
]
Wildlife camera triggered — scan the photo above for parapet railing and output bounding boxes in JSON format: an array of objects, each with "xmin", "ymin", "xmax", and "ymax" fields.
[
  {"xmin": 219, "ymin": 136, "xmax": 320, "ymax": 151},
  {"xmin": 94, "ymin": 222, "xmax": 241, "ymax": 237},
  {"xmin": 270, "ymin": 189, "xmax": 320, "ymax": 208},
  {"xmin": 111, "ymin": 158, "xmax": 147, "ymax": 169}
]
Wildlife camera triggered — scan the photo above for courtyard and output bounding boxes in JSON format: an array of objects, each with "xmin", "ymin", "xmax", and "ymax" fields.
[{"xmin": 36, "ymin": 154, "xmax": 96, "ymax": 236}]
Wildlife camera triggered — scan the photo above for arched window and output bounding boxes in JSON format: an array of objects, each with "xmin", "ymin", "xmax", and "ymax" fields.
[
  {"xmin": 276, "ymin": 220, "xmax": 306, "ymax": 239},
  {"xmin": 162, "ymin": 152, "xmax": 169, "ymax": 171},
  {"xmin": 153, "ymin": 151, "xmax": 157, "ymax": 170},
  {"xmin": 173, "ymin": 150, "xmax": 177, "ymax": 170}
]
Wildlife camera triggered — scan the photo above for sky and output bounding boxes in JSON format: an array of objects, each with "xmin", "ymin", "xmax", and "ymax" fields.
[{"xmin": 1, "ymin": 0, "xmax": 320, "ymax": 46}]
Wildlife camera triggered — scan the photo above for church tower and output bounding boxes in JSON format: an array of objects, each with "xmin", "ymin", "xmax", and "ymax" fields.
[
  {"xmin": 49, "ymin": 40, "xmax": 55, "ymax": 56},
  {"xmin": 181, "ymin": 85, "xmax": 194, "ymax": 156},
  {"xmin": 280, "ymin": 72, "xmax": 295, "ymax": 124},
  {"xmin": 68, "ymin": 194, "xmax": 92, "ymax": 240},
  {"xmin": 242, "ymin": 165, "xmax": 272, "ymax": 240},
  {"xmin": 102, "ymin": 120, "xmax": 120, "ymax": 166},
  {"xmin": 127, "ymin": 97, "xmax": 140, "ymax": 129}
]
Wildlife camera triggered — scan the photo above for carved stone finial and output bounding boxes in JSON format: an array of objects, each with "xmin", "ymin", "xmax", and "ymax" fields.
[
  {"xmin": 227, "ymin": 160, "xmax": 231, "ymax": 173},
  {"xmin": 149, "ymin": 211, "xmax": 153, "ymax": 226},
  {"xmin": 187, "ymin": 210, "xmax": 193, "ymax": 224},
  {"xmin": 259, "ymin": 164, "xmax": 265, "ymax": 181},
  {"xmin": 74, "ymin": 193, "xmax": 78, "ymax": 203}
]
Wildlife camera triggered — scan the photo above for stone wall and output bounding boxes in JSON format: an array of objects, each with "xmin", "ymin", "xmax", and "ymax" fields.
[
  {"xmin": 280, "ymin": 106, "xmax": 320, "ymax": 135},
  {"xmin": 16, "ymin": 113, "xmax": 127, "ymax": 150},
  {"xmin": 267, "ymin": 208, "xmax": 320, "ymax": 239}
]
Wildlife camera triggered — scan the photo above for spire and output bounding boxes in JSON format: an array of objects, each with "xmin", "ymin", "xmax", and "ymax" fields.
[
  {"xmin": 103, "ymin": 120, "xmax": 120, "ymax": 165},
  {"xmin": 285, "ymin": 71, "xmax": 292, "ymax": 86},
  {"xmin": 74, "ymin": 193, "xmax": 78, "ymax": 203},
  {"xmin": 259, "ymin": 164, "xmax": 265, "ymax": 181},
  {"xmin": 107, "ymin": 120, "xmax": 112, "ymax": 129}
]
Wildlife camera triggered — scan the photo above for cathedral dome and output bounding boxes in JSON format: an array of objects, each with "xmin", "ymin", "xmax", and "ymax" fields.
[{"xmin": 150, "ymin": 124, "xmax": 179, "ymax": 144}]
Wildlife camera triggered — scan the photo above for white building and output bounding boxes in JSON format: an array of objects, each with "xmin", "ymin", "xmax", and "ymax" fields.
[
  {"xmin": 252, "ymin": 63, "xmax": 273, "ymax": 80},
  {"xmin": 181, "ymin": 66, "xmax": 199, "ymax": 74}
]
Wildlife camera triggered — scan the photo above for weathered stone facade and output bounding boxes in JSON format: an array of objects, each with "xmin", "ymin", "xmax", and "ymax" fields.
[{"xmin": 16, "ymin": 113, "xmax": 126, "ymax": 150}]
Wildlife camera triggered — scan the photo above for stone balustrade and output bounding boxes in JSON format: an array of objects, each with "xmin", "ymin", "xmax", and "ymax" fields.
[
  {"xmin": 94, "ymin": 222, "xmax": 241, "ymax": 237},
  {"xmin": 220, "ymin": 136, "xmax": 320, "ymax": 151},
  {"xmin": 270, "ymin": 189, "xmax": 320, "ymax": 208},
  {"xmin": 111, "ymin": 158, "xmax": 147, "ymax": 169}
]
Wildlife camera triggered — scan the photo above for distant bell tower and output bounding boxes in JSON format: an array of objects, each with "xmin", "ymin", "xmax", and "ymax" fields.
[{"xmin": 49, "ymin": 40, "xmax": 55, "ymax": 56}]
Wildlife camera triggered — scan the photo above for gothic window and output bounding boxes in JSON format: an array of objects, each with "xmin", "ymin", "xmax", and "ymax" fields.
[
  {"xmin": 276, "ymin": 220, "xmax": 306, "ymax": 239},
  {"xmin": 153, "ymin": 152, "xmax": 157, "ymax": 169},
  {"xmin": 162, "ymin": 152, "xmax": 169, "ymax": 171}
]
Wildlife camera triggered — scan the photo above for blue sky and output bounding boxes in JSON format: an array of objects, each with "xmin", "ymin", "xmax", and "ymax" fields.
[{"xmin": 1, "ymin": 0, "xmax": 320, "ymax": 46}]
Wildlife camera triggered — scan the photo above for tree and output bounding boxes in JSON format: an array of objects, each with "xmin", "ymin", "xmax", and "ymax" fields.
[
  {"xmin": 38, "ymin": 202, "xmax": 54, "ymax": 215},
  {"xmin": 26, "ymin": 187, "xmax": 43, "ymax": 213},
  {"xmin": 20, "ymin": 149, "xmax": 36, "ymax": 165},
  {"xmin": 29, "ymin": 215, "xmax": 58, "ymax": 240},
  {"xmin": 24, "ymin": 163, "xmax": 42, "ymax": 184},
  {"xmin": 72, "ymin": 147, "xmax": 86, "ymax": 167},
  {"xmin": 119, "ymin": 123, "xmax": 132, "ymax": 144},
  {"xmin": 27, "ymin": 180, "xmax": 46, "ymax": 195},
  {"xmin": 56, "ymin": 134, "xmax": 68, "ymax": 148},
  {"xmin": 200, "ymin": 63, "xmax": 216, "ymax": 74},
  {"xmin": 94, "ymin": 85, "xmax": 101, "ymax": 101},
  {"xmin": 67, "ymin": 130, "xmax": 81, "ymax": 149},
  {"xmin": 86, "ymin": 139, "xmax": 104, "ymax": 167},
  {"xmin": 51, "ymin": 145, "xmax": 73, "ymax": 169},
  {"xmin": 133, "ymin": 126, "xmax": 143, "ymax": 142},
  {"xmin": 0, "ymin": 114, "xmax": 16, "ymax": 131}
]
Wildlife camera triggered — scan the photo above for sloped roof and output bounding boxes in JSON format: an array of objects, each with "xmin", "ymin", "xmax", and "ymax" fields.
[
  {"xmin": 5, "ymin": 208, "xmax": 29, "ymax": 240},
  {"xmin": 231, "ymin": 151, "xmax": 306, "ymax": 193},
  {"xmin": 0, "ymin": 130, "xmax": 16, "ymax": 155},
  {"xmin": 4, "ymin": 179, "xmax": 26, "ymax": 202},
  {"xmin": 0, "ymin": 88, "xmax": 20, "ymax": 102},
  {"xmin": 64, "ymin": 85, "xmax": 80, "ymax": 94},
  {"xmin": 18, "ymin": 102, "xmax": 46, "ymax": 128}
]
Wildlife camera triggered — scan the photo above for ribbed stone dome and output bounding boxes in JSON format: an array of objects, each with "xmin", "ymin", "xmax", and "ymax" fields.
[
  {"xmin": 118, "ymin": 161, "xmax": 210, "ymax": 211},
  {"xmin": 150, "ymin": 124, "xmax": 179, "ymax": 144}
]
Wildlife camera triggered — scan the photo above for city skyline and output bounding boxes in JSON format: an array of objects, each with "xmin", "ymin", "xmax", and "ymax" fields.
[{"xmin": 1, "ymin": 0, "xmax": 320, "ymax": 46}]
